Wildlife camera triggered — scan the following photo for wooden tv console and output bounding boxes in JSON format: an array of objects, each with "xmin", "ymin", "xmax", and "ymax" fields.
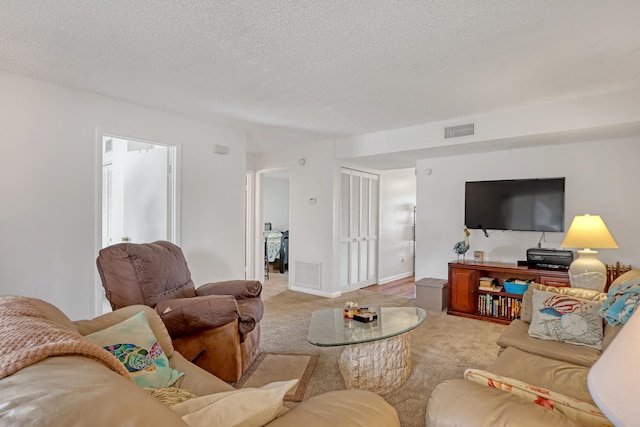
[{"xmin": 448, "ymin": 260, "xmax": 570, "ymax": 325}]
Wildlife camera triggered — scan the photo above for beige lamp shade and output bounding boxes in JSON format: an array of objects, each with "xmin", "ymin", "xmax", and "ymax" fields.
[
  {"xmin": 560, "ymin": 215, "xmax": 618, "ymax": 249},
  {"xmin": 589, "ymin": 308, "xmax": 640, "ymax": 425},
  {"xmin": 561, "ymin": 215, "xmax": 618, "ymax": 291}
]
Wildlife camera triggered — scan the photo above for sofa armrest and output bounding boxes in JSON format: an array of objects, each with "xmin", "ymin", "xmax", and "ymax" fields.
[
  {"xmin": 487, "ymin": 347, "xmax": 593, "ymax": 404},
  {"xmin": 196, "ymin": 280, "xmax": 262, "ymax": 300},
  {"xmin": 0, "ymin": 356, "xmax": 188, "ymax": 427},
  {"xmin": 426, "ymin": 379, "xmax": 583, "ymax": 427},
  {"xmin": 156, "ymin": 295, "xmax": 240, "ymax": 338},
  {"xmin": 236, "ymin": 299, "xmax": 264, "ymax": 335}
]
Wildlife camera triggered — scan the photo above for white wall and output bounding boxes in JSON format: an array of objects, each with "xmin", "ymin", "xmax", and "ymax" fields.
[
  {"xmin": 262, "ymin": 175, "xmax": 290, "ymax": 232},
  {"xmin": 415, "ymin": 139, "xmax": 640, "ymax": 280},
  {"xmin": 378, "ymin": 168, "xmax": 416, "ymax": 283},
  {"xmin": 0, "ymin": 71, "xmax": 248, "ymax": 320},
  {"xmin": 253, "ymin": 141, "xmax": 338, "ymax": 295}
]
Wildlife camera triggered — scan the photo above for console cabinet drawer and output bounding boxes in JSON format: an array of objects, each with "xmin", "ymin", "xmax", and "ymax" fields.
[{"xmin": 539, "ymin": 275, "xmax": 571, "ymax": 287}]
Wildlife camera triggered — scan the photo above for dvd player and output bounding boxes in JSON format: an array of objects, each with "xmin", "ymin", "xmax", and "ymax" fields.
[{"xmin": 526, "ymin": 248, "xmax": 574, "ymax": 270}]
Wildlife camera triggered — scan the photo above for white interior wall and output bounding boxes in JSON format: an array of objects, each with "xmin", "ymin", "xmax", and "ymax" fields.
[
  {"xmin": 415, "ymin": 139, "xmax": 640, "ymax": 281},
  {"xmin": 378, "ymin": 168, "xmax": 416, "ymax": 284},
  {"xmin": 0, "ymin": 71, "xmax": 248, "ymax": 320},
  {"xmin": 262, "ymin": 175, "xmax": 290, "ymax": 232},
  {"xmin": 253, "ymin": 141, "xmax": 338, "ymax": 295}
]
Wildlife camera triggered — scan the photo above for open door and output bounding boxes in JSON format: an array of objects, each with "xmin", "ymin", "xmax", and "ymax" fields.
[{"xmin": 99, "ymin": 134, "xmax": 177, "ymax": 312}]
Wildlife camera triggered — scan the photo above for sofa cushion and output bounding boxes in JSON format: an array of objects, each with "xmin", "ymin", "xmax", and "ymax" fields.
[
  {"xmin": 464, "ymin": 369, "xmax": 611, "ymax": 427},
  {"xmin": 528, "ymin": 289, "xmax": 604, "ymax": 349},
  {"xmin": 497, "ymin": 319, "xmax": 600, "ymax": 367},
  {"xmin": 169, "ymin": 351, "xmax": 236, "ymax": 396},
  {"xmin": 486, "ymin": 347, "xmax": 593, "ymax": 404},
  {"xmin": 170, "ymin": 379, "xmax": 297, "ymax": 427},
  {"xmin": 86, "ymin": 311, "xmax": 184, "ymax": 388},
  {"xmin": 269, "ymin": 390, "xmax": 401, "ymax": 427}
]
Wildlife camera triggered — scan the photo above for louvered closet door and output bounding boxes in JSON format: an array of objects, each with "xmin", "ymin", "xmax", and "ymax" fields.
[{"xmin": 340, "ymin": 168, "xmax": 378, "ymax": 290}]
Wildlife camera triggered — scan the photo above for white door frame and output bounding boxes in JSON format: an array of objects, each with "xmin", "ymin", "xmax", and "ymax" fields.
[
  {"xmin": 94, "ymin": 128, "xmax": 180, "ymax": 315},
  {"xmin": 245, "ymin": 171, "xmax": 254, "ymax": 280}
]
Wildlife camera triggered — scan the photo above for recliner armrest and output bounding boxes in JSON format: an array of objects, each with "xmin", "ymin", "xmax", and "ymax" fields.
[
  {"xmin": 196, "ymin": 280, "xmax": 262, "ymax": 300},
  {"xmin": 156, "ymin": 295, "xmax": 240, "ymax": 338},
  {"xmin": 236, "ymin": 299, "xmax": 264, "ymax": 335}
]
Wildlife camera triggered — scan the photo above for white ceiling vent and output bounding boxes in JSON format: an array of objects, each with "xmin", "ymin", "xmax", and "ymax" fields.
[{"xmin": 444, "ymin": 123, "xmax": 475, "ymax": 139}]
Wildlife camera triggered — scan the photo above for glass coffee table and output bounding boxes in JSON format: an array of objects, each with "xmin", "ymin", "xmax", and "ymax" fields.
[{"xmin": 307, "ymin": 307, "xmax": 426, "ymax": 394}]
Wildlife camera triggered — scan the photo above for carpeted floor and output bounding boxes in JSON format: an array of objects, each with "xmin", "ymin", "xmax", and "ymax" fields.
[{"xmin": 260, "ymin": 273, "xmax": 507, "ymax": 427}]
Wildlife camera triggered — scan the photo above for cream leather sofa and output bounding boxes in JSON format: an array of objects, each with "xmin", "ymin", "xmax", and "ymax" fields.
[
  {"xmin": 0, "ymin": 299, "xmax": 400, "ymax": 427},
  {"xmin": 426, "ymin": 271, "xmax": 640, "ymax": 427}
]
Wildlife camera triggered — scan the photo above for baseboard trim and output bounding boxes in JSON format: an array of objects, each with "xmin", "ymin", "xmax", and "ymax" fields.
[
  {"xmin": 378, "ymin": 272, "xmax": 414, "ymax": 285},
  {"xmin": 288, "ymin": 285, "xmax": 341, "ymax": 298}
]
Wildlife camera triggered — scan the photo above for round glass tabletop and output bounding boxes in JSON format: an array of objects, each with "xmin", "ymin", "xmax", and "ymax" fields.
[{"xmin": 307, "ymin": 306, "xmax": 426, "ymax": 347}]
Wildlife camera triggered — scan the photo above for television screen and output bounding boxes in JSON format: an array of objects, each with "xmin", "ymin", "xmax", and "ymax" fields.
[{"xmin": 465, "ymin": 178, "xmax": 565, "ymax": 232}]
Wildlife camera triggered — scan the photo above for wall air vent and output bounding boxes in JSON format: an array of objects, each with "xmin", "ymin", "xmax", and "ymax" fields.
[
  {"xmin": 444, "ymin": 123, "xmax": 475, "ymax": 139},
  {"xmin": 295, "ymin": 261, "xmax": 322, "ymax": 290}
]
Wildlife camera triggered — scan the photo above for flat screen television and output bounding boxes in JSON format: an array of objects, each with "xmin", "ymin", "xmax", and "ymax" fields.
[{"xmin": 465, "ymin": 178, "xmax": 565, "ymax": 232}]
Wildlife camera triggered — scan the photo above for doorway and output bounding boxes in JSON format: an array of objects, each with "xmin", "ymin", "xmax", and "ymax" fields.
[
  {"xmin": 97, "ymin": 134, "xmax": 178, "ymax": 312},
  {"xmin": 259, "ymin": 169, "xmax": 290, "ymax": 284}
]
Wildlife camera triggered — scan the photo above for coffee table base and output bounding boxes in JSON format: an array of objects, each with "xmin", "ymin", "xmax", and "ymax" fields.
[{"xmin": 337, "ymin": 332, "xmax": 412, "ymax": 394}]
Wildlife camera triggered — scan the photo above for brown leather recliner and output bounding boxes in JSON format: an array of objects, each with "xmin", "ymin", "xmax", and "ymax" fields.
[{"xmin": 96, "ymin": 241, "xmax": 263, "ymax": 382}]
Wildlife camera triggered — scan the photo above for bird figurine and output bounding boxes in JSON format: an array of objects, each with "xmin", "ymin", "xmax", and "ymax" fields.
[{"xmin": 453, "ymin": 228, "xmax": 470, "ymax": 260}]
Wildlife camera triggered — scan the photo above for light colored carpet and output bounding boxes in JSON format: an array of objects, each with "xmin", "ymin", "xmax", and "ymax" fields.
[
  {"xmin": 236, "ymin": 352, "xmax": 319, "ymax": 402},
  {"xmin": 260, "ymin": 273, "xmax": 507, "ymax": 427}
]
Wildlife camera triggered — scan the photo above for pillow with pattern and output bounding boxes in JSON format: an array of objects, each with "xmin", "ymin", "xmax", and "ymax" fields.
[
  {"xmin": 464, "ymin": 369, "xmax": 611, "ymax": 427},
  {"xmin": 528, "ymin": 288, "xmax": 604, "ymax": 349},
  {"xmin": 86, "ymin": 311, "xmax": 183, "ymax": 388}
]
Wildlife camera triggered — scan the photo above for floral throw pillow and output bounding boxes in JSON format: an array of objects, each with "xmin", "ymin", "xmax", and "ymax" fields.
[
  {"xmin": 528, "ymin": 289, "xmax": 604, "ymax": 349},
  {"xmin": 86, "ymin": 311, "xmax": 184, "ymax": 388},
  {"xmin": 464, "ymin": 369, "xmax": 611, "ymax": 427}
]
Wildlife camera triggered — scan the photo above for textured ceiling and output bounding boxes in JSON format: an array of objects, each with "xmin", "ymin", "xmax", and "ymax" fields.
[{"xmin": 1, "ymin": 1, "xmax": 639, "ymax": 156}]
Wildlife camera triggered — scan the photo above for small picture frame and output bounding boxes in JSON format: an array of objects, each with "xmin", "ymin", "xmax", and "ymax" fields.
[{"xmin": 264, "ymin": 222, "xmax": 272, "ymax": 231}]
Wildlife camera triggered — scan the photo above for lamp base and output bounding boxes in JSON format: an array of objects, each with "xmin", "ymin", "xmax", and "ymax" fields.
[{"xmin": 568, "ymin": 250, "xmax": 607, "ymax": 291}]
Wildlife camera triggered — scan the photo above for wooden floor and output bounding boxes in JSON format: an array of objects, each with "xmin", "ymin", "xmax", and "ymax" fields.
[{"xmin": 364, "ymin": 276, "xmax": 416, "ymax": 299}]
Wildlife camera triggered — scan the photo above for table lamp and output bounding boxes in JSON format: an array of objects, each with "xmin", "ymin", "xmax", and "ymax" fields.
[
  {"xmin": 560, "ymin": 214, "xmax": 618, "ymax": 291},
  {"xmin": 588, "ymin": 308, "xmax": 640, "ymax": 426}
]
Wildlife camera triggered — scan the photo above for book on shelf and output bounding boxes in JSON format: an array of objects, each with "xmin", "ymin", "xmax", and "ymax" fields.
[
  {"xmin": 478, "ymin": 276, "xmax": 502, "ymax": 292},
  {"xmin": 477, "ymin": 294, "xmax": 521, "ymax": 320}
]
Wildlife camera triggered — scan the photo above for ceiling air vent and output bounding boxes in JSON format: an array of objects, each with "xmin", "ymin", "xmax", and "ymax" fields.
[{"xmin": 444, "ymin": 123, "xmax": 475, "ymax": 139}]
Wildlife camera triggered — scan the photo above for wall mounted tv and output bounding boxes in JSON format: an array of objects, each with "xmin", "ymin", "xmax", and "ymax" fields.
[{"xmin": 465, "ymin": 178, "xmax": 565, "ymax": 233}]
